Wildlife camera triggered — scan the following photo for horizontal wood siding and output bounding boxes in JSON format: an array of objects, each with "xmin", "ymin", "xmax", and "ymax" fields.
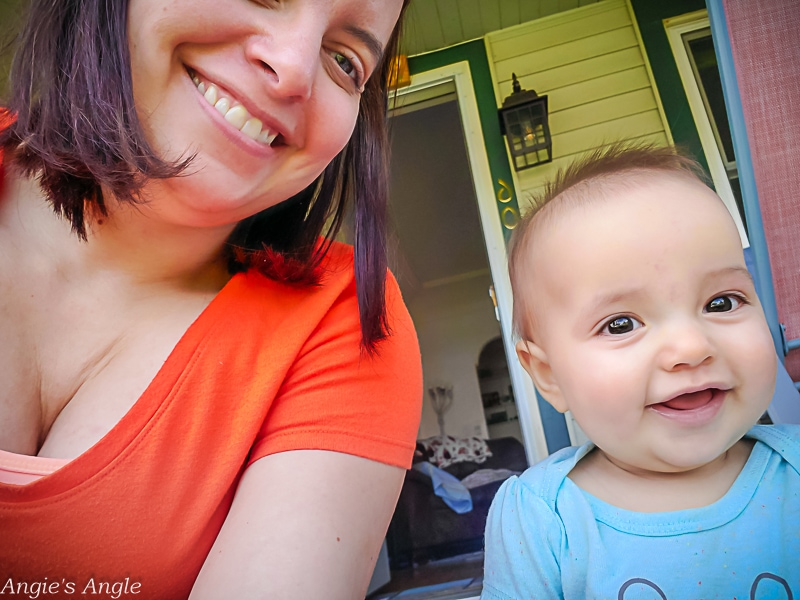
[
  {"xmin": 490, "ymin": 3, "xmax": 633, "ymax": 60},
  {"xmin": 402, "ymin": 0, "xmax": 600, "ymax": 56},
  {"xmin": 486, "ymin": 0, "xmax": 670, "ymax": 213}
]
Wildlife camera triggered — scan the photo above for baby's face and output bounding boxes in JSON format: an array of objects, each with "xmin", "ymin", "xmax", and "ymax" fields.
[{"xmin": 519, "ymin": 173, "xmax": 776, "ymax": 474}]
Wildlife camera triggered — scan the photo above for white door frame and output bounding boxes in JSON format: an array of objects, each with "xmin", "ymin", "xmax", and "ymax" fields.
[
  {"xmin": 664, "ymin": 10, "xmax": 749, "ymax": 247},
  {"xmin": 392, "ymin": 61, "xmax": 549, "ymax": 464}
]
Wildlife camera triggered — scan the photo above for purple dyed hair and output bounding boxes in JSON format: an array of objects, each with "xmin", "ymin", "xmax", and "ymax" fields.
[{"xmin": 0, "ymin": 0, "xmax": 410, "ymax": 352}]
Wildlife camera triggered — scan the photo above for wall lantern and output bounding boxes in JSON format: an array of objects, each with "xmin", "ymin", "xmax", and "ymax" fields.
[
  {"xmin": 498, "ymin": 73, "xmax": 553, "ymax": 171},
  {"xmin": 388, "ymin": 55, "xmax": 411, "ymax": 91}
]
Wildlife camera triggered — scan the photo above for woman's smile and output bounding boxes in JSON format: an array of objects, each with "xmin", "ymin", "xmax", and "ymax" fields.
[
  {"xmin": 187, "ymin": 68, "xmax": 286, "ymax": 159},
  {"xmin": 124, "ymin": 0, "xmax": 400, "ymax": 226},
  {"xmin": 189, "ymin": 68, "xmax": 281, "ymax": 147}
]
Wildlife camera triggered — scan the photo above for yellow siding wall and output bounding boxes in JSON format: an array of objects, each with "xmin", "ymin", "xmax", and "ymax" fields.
[{"xmin": 485, "ymin": 0, "xmax": 670, "ymax": 212}]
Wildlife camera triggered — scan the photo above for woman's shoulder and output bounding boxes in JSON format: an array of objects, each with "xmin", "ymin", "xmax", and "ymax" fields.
[
  {"xmin": 322, "ymin": 239, "xmax": 355, "ymax": 262},
  {"xmin": 235, "ymin": 240, "xmax": 406, "ymax": 315},
  {"xmin": 232, "ymin": 241, "xmax": 354, "ymax": 300},
  {"xmin": 221, "ymin": 241, "xmax": 415, "ymax": 364}
]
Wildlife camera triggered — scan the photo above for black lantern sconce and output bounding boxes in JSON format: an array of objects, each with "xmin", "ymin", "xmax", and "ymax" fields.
[{"xmin": 498, "ymin": 73, "xmax": 552, "ymax": 171}]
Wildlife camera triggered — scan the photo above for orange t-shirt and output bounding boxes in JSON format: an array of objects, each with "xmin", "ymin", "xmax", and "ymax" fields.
[{"xmin": 0, "ymin": 151, "xmax": 423, "ymax": 597}]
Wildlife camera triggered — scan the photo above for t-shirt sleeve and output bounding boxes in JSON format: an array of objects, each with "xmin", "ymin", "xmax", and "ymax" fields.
[
  {"xmin": 248, "ymin": 270, "xmax": 423, "ymax": 469},
  {"xmin": 482, "ymin": 476, "xmax": 564, "ymax": 599}
]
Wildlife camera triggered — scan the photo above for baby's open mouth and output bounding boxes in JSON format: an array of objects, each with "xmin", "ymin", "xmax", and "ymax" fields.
[
  {"xmin": 658, "ymin": 389, "xmax": 717, "ymax": 411},
  {"xmin": 188, "ymin": 68, "xmax": 284, "ymax": 147},
  {"xmin": 649, "ymin": 387, "xmax": 727, "ymax": 424}
]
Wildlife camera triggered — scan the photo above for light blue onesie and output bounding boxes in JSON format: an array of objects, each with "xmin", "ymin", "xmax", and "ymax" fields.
[{"xmin": 482, "ymin": 425, "xmax": 799, "ymax": 599}]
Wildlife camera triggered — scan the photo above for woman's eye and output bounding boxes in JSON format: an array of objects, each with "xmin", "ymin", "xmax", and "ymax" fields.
[
  {"xmin": 705, "ymin": 294, "xmax": 743, "ymax": 313},
  {"xmin": 602, "ymin": 315, "xmax": 642, "ymax": 335},
  {"xmin": 334, "ymin": 52, "xmax": 354, "ymax": 75},
  {"xmin": 331, "ymin": 51, "xmax": 362, "ymax": 85}
]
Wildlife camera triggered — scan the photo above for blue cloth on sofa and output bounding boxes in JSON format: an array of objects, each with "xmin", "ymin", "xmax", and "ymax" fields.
[{"xmin": 413, "ymin": 461, "xmax": 473, "ymax": 514}]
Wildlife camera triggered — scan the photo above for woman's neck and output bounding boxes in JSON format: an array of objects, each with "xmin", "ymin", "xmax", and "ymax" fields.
[{"xmin": 4, "ymin": 170, "xmax": 233, "ymax": 292}]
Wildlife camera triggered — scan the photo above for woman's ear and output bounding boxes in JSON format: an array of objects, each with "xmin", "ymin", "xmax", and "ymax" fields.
[{"xmin": 515, "ymin": 340, "xmax": 568, "ymax": 413}]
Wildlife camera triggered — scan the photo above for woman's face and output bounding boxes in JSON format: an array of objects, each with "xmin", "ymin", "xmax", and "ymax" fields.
[{"xmin": 127, "ymin": 0, "xmax": 403, "ymax": 229}]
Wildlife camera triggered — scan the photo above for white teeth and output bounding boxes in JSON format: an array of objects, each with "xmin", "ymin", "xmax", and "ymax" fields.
[
  {"xmin": 258, "ymin": 130, "xmax": 278, "ymax": 145},
  {"xmin": 193, "ymin": 72, "xmax": 278, "ymax": 146},
  {"xmin": 224, "ymin": 105, "xmax": 248, "ymax": 130},
  {"xmin": 240, "ymin": 117, "xmax": 263, "ymax": 140},
  {"xmin": 203, "ymin": 84, "xmax": 218, "ymax": 105},
  {"xmin": 214, "ymin": 97, "xmax": 230, "ymax": 116}
]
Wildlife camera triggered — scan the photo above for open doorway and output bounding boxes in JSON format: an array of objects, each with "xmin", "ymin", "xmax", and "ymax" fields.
[
  {"xmin": 477, "ymin": 337, "xmax": 523, "ymax": 444},
  {"xmin": 388, "ymin": 91, "xmax": 501, "ymax": 443},
  {"xmin": 376, "ymin": 76, "xmax": 528, "ymax": 599}
]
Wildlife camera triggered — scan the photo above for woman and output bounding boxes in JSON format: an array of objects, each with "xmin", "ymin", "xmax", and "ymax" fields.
[{"xmin": 0, "ymin": 0, "xmax": 421, "ymax": 597}]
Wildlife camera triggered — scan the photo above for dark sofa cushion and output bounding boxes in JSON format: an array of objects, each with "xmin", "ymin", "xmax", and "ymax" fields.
[{"xmin": 388, "ymin": 436, "xmax": 528, "ymax": 567}]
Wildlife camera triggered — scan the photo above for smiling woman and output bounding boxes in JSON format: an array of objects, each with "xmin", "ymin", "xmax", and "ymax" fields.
[{"xmin": 0, "ymin": 0, "xmax": 420, "ymax": 598}]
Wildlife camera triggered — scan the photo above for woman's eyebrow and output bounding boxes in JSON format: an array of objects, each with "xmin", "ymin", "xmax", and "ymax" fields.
[{"xmin": 343, "ymin": 24, "xmax": 384, "ymax": 63}]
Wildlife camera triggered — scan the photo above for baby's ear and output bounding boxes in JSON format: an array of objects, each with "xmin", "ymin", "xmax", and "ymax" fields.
[{"xmin": 515, "ymin": 340, "xmax": 568, "ymax": 413}]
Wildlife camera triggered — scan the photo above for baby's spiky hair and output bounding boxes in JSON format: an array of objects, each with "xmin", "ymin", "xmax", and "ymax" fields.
[{"xmin": 508, "ymin": 142, "xmax": 708, "ymax": 340}]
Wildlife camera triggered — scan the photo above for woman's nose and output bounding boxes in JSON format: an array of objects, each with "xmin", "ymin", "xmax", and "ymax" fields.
[
  {"xmin": 659, "ymin": 319, "xmax": 715, "ymax": 371},
  {"xmin": 245, "ymin": 25, "xmax": 319, "ymax": 102}
]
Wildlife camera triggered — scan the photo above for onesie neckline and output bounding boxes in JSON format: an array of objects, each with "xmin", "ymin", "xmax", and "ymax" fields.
[{"xmin": 570, "ymin": 437, "xmax": 771, "ymax": 536}]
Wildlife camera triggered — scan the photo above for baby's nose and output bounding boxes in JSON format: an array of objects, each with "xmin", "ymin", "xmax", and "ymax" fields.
[{"xmin": 659, "ymin": 320, "xmax": 715, "ymax": 370}]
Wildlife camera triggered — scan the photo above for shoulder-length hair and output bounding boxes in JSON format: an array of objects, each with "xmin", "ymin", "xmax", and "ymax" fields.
[{"xmin": 1, "ymin": 0, "xmax": 410, "ymax": 352}]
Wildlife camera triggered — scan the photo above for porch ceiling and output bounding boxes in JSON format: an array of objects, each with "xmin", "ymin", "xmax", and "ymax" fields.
[{"xmin": 401, "ymin": 0, "xmax": 602, "ymax": 56}]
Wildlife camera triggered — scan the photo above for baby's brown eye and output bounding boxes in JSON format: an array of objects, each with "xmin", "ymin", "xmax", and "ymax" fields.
[
  {"xmin": 706, "ymin": 295, "xmax": 741, "ymax": 313},
  {"xmin": 605, "ymin": 316, "xmax": 639, "ymax": 335}
]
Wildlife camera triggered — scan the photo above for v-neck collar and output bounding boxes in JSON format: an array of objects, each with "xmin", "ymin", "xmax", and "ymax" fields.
[{"xmin": 0, "ymin": 272, "xmax": 245, "ymax": 501}]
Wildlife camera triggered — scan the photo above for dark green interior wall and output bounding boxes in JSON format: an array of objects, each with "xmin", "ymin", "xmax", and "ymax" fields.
[
  {"xmin": 630, "ymin": 0, "xmax": 710, "ymax": 174},
  {"xmin": 408, "ymin": 40, "xmax": 519, "ymax": 243}
]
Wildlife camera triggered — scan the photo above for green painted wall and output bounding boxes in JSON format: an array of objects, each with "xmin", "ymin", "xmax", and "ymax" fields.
[{"xmin": 629, "ymin": 0, "xmax": 710, "ymax": 174}]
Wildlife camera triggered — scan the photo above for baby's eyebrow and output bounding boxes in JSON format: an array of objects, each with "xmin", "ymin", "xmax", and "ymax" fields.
[
  {"xmin": 581, "ymin": 266, "xmax": 754, "ymax": 322},
  {"xmin": 584, "ymin": 287, "xmax": 647, "ymax": 320},
  {"xmin": 708, "ymin": 265, "xmax": 755, "ymax": 284}
]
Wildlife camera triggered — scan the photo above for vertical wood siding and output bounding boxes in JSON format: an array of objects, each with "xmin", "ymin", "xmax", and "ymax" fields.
[{"xmin": 485, "ymin": 0, "xmax": 671, "ymax": 211}]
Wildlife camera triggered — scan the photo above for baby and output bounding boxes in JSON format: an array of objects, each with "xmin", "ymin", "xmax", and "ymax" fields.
[{"xmin": 481, "ymin": 144, "xmax": 799, "ymax": 599}]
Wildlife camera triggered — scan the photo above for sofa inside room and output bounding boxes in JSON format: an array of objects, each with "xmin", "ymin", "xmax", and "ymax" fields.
[{"xmin": 386, "ymin": 435, "xmax": 528, "ymax": 568}]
